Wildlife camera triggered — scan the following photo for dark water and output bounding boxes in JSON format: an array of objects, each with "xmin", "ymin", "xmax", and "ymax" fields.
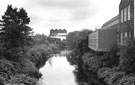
[{"xmin": 38, "ymin": 55, "xmax": 77, "ymax": 85}]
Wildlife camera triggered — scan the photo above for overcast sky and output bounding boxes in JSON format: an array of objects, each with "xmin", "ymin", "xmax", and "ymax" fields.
[{"xmin": 0, "ymin": 0, "xmax": 121, "ymax": 35}]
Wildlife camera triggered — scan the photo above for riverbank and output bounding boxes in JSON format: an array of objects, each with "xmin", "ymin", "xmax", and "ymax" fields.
[
  {"xmin": 67, "ymin": 44, "xmax": 135, "ymax": 85},
  {"xmin": 0, "ymin": 43, "xmax": 59, "ymax": 85},
  {"xmin": 0, "ymin": 59, "xmax": 40, "ymax": 85}
]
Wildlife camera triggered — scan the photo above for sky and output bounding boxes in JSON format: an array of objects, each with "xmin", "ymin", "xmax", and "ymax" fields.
[{"xmin": 0, "ymin": 0, "xmax": 121, "ymax": 35}]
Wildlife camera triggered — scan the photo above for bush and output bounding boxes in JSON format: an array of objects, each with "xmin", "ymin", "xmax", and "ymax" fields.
[
  {"xmin": 101, "ymin": 45, "xmax": 119, "ymax": 68},
  {"xmin": 107, "ymin": 71, "xmax": 125, "ymax": 85},
  {"xmin": 7, "ymin": 74, "xmax": 37, "ymax": 85},
  {"xmin": 97, "ymin": 67, "xmax": 126, "ymax": 85},
  {"xmin": 97, "ymin": 67, "xmax": 113, "ymax": 79},
  {"xmin": 18, "ymin": 58, "xmax": 42, "ymax": 79},
  {"xmin": 82, "ymin": 53, "xmax": 93, "ymax": 65},
  {"xmin": 118, "ymin": 41, "xmax": 135, "ymax": 73},
  {"xmin": 26, "ymin": 44, "xmax": 52, "ymax": 69},
  {"xmin": 118, "ymin": 75, "xmax": 135, "ymax": 85},
  {"xmin": 82, "ymin": 53, "xmax": 101, "ymax": 72},
  {"xmin": 0, "ymin": 59, "xmax": 18, "ymax": 77}
]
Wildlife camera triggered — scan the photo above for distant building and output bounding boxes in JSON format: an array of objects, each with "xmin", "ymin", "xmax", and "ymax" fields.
[
  {"xmin": 49, "ymin": 29, "xmax": 67, "ymax": 40},
  {"xmin": 88, "ymin": 0, "xmax": 134, "ymax": 51}
]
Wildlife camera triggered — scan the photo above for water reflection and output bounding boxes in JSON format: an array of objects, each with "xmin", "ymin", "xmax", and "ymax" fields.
[
  {"xmin": 39, "ymin": 56, "xmax": 77, "ymax": 85},
  {"xmin": 73, "ymin": 69, "xmax": 88, "ymax": 85}
]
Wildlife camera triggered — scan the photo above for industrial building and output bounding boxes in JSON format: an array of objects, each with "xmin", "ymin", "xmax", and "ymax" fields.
[{"xmin": 88, "ymin": 0, "xmax": 134, "ymax": 51}]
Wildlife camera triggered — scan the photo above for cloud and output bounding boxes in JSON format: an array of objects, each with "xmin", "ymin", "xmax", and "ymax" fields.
[
  {"xmin": 71, "ymin": 7, "xmax": 96, "ymax": 21},
  {"xmin": 25, "ymin": 0, "xmax": 95, "ymax": 22},
  {"xmin": 34, "ymin": 0, "xmax": 90, "ymax": 9}
]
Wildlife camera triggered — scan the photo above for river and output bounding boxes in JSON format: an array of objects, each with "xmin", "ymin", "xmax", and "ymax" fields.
[{"xmin": 38, "ymin": 55, "xmax": 77, "ymax": 85}]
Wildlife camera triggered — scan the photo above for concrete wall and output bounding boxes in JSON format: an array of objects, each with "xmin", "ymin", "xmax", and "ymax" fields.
[
  {"xmin": 88, "ymin": 28, "xmax": 117, "ymax": 51},
  {"xmin": 98, "ymin": 28, "xmax": 117, "ymax": 51},
  {"xmin": 88, "ymin": 32, "xmax": 98, "ymax": 51}
]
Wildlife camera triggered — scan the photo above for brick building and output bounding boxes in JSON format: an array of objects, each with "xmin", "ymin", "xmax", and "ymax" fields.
[
  {"xmin": 88, "ymin": 0, "xmax": 135, "ymax": 51},
  {"xmin": 118, "ymin": 0, "xmax": 134, "ymax": 45}
]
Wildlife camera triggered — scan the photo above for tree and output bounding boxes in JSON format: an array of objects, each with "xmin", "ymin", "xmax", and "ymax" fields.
[
  {"xmin": 0, "ymin": 5, "xmax": 33, "ymax": 60},
  {"xmin": 66, "ymin": 31, "xmax": 80, "ymax": 50},
  {"xmin": 32, "ymin": 34, "xmax": 48, "ymax": 45},
  {"xmin": 67, "ymin": 29, "xmax": 93, "ymax": 83}
]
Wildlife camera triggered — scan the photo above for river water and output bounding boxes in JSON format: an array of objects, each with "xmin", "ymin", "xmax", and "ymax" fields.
[{"xmin": 38, "ymin": 55, "xmax": 77, "ymax": 85}]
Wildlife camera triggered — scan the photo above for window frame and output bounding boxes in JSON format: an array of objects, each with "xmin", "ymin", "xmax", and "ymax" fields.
[{"xmin": 128, "ymin": 5, "xmax": 130, "ymax": 20}]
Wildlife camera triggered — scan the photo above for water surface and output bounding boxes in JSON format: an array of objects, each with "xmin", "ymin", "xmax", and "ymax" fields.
[{"xmin": 39, "ymin": 56, "xmax": 77, "ymax": 85}]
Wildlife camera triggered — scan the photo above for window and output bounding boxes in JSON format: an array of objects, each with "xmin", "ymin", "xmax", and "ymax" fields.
[
  {"xmin": 121, "ymin": 33, "xmax": 123, "ymax": 45},
  {"xmin": 124, "ymin": 32, "xmax": 128, "ymax": 45},
  {"xmin": 125, "ymin": 32, "xmax": 128, "ymax": 38},
  {"xmin": 121, "ymin": 5, "xmax": 130, "ymax": 23},
  {"xmin": 128, "ymin": 5, "xmax": 130, "ymax": 20},
  {"xmin": 124, "ymin": 7, "xmax": 127, "ymax": 22},
  {"xmin": 121, "ymin": 9, "xmax": 123, "ymax": 23},
  {"xmin": 129, "ymin": 32, "xmax": 132, "ymax": 41}
]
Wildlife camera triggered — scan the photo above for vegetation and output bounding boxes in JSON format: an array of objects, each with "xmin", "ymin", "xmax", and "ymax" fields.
[
  {"xmin": 118, "ymin": 42, "xmax": 135, "ymax": 73},
  {"xmin": 67, "ymin": 29, "xmax": 135, "ymax": 85},
  {"xmin": 0, "ymin": 5, "xmax": 33, "ymax": 61},
  {"xmin": 66, "ymin": 29, "xmax": 94, "ymax": 83},
  {"xmin": 0, "ymin": 5, "xmax": 59, "ymax": 85},
  {"xmin": 1, "ymin": 4, "xmax": 135, "ymax": 85}
]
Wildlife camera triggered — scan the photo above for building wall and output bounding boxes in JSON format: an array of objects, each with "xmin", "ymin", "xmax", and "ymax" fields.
[
  {"xmin": 118, "ymin": 0, "xmax": 134, "ymax": 45},
  {"xmin": 98, "ymin": 28, "xmax": 117, "ymax": 51},
  {"xmin": 88, "ymin": 28, "xmax": 117, "ymax": 51},
  {"xmin": 88, "ymin": 0, "xmax": 135, "ymax": 51},
  {"xmin": 88, "ymin": 14, "xmax": 119, "ymax": 51},
  {"xmin": 88, "ymin": 32, "xmax": 98, "ymax": 51}
]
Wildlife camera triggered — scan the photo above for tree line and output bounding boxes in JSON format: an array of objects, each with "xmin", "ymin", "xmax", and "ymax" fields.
[
  {"xmin": 0, "ymin": 5, "xmax": 59, "ymax": 85},
  {"xmin": 66, "ymin": 29, "xmax": 135, "ymax": 85}
]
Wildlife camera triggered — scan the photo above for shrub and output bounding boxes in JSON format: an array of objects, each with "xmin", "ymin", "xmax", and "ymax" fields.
[
  {"xmin": 107, "ymin": 71, "xmax": 125, "ymax": 85},
  {"xmin": 82, "ymin": 53, "xmax": 93, "ymax": 64},
  {"xmin": 26, "ymin": 44, "xmax": 51, "ymax": 69},
  {"xmin": 18, "ymin": 58, "xmax": 42, "ymax": 79},
  {"xmin": 97, "ymin": 67, "xmax": 126, "ymax": 85},
  {"xmin": 7, "ymin": 74, "xmax": 37, "ymax": 85},
  {"xmin": 0, "ymin": 59, "xmax": 18, "ymax": 77},
  {"xmin": 118, "ymin": 41, "xmax": 135, "ymax": 73},
  {"xmin": 97, "ymin": 67, "xmax": 112, "ymax": 79},
  {"xmin": 87, "ymin": 57, "xmax": 101, "ymax": 72},
  {"xmin": 118, "ymin": 75, "xmax": 135, "ymax": 85},
  {"xmin": 101, "ymin": 45, "xmax": 119, "ymax": 68}
]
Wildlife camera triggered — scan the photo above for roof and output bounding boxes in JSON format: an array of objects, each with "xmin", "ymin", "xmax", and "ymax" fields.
[
  {"xmin": 101, "ymin": 15, "xmax": 119, "ymax": 29},
  {"xmin": 50, "ymin": 29, "xmax": 67, "ymax": 33}
]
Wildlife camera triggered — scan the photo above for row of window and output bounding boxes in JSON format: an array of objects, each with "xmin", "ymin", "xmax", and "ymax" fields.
[
  {"xmin": 89, "ymin": 39, "xmax": 97, "ymax": 45},
  {"xmin": 89, "ymin": 38, "xmax": 98, "ymax": 49},
  {"xmin": 120, "ymin": 5, "xmax": 130, "ymax": 23},
  {"xmin": 120, "ymin": 32, "xmax": 131, "ymax": 45}
]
